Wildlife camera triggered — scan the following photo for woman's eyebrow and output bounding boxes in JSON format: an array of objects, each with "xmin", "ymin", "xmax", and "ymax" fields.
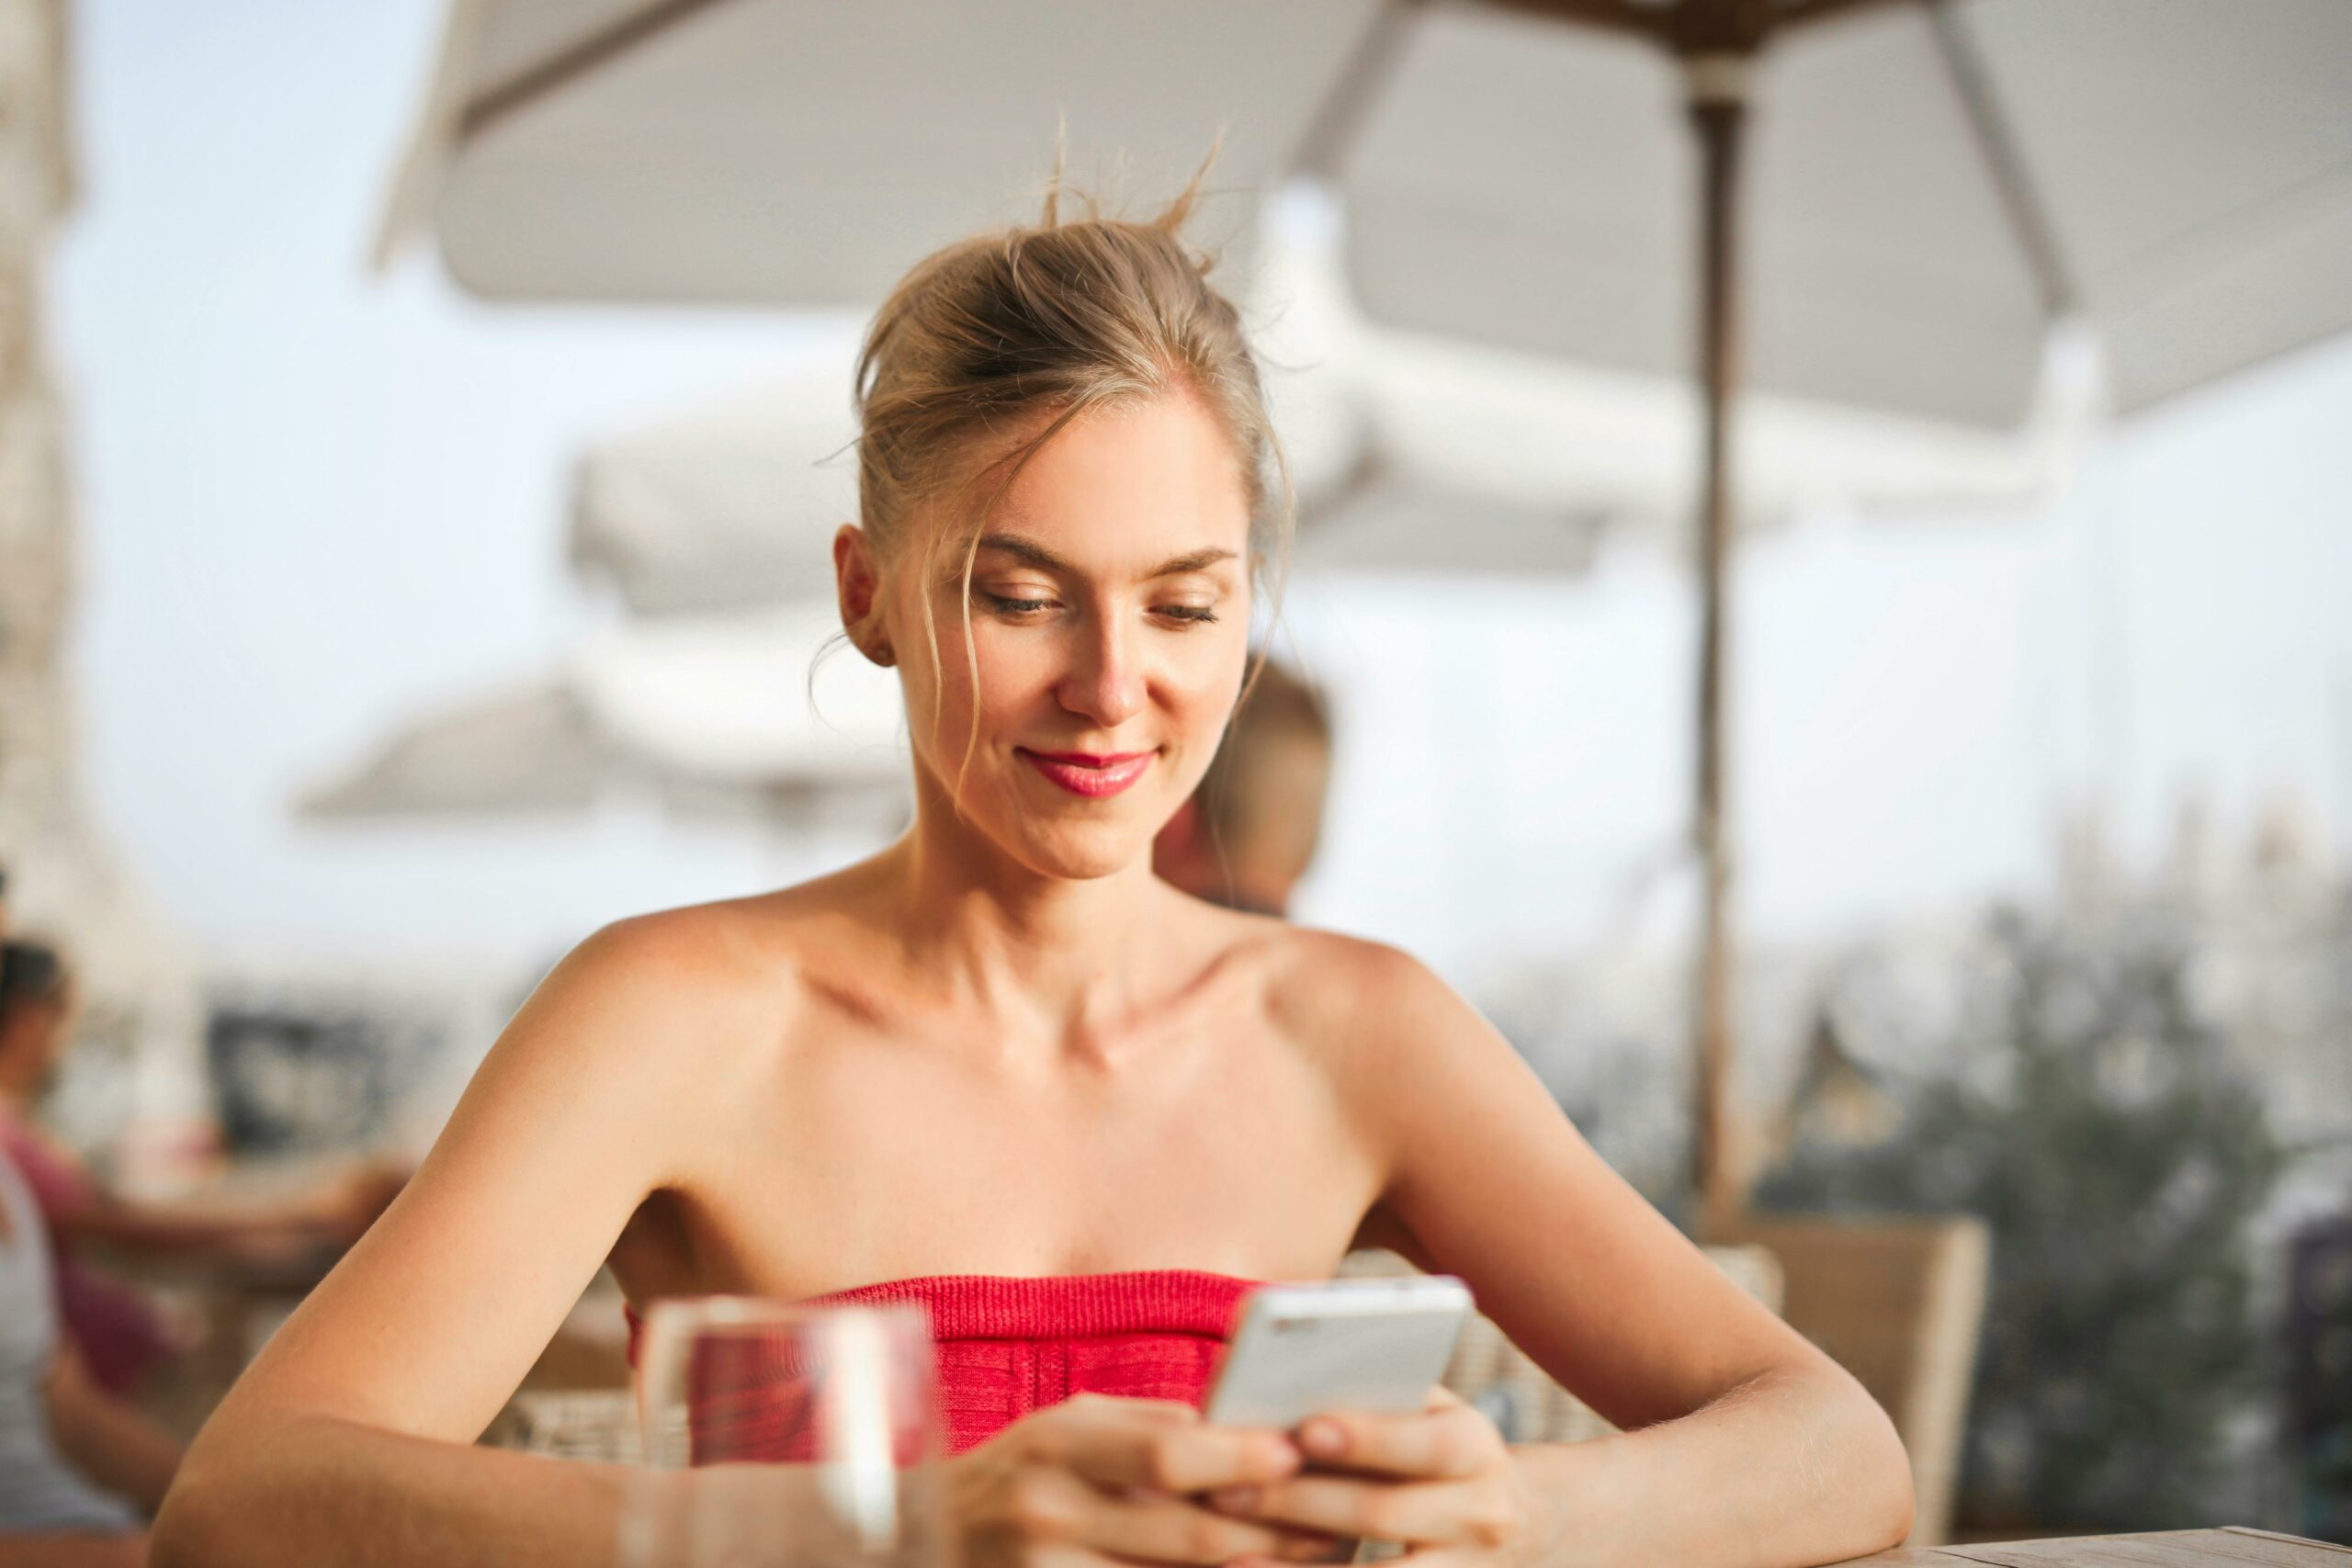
[{"xmin": 977, "ymin": 532, "xmax": 1238, "ymax": 579}]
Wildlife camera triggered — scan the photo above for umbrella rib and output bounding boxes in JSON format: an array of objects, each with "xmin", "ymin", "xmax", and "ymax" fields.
[
  {"xmin": 1291, "ymin": 0, "xmax": 1425, "ymax": 181},
  {"xmin": 1920, "ymin": 0, "xmax": 2080, "ymax": 317},
  {"xmin": 458, "ymin": 0, "xmax": 746, "ymax": 148}
]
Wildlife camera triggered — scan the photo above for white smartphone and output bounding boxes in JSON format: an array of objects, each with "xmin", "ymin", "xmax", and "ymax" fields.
[{"xmin": 1204, "ymin": 1276, "xmax": 1473, "ymax": 1429}]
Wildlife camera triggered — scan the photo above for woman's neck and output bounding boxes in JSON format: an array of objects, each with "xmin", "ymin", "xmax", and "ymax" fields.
[{"xmin": 864, "ymin": 807, "xmax": 1190, "ymax": 1058}]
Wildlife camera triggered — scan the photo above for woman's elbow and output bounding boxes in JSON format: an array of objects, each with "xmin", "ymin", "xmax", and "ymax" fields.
[
  {"xmin": 1867, "ymin": 1454, "xmax": 1917, "ymax": 1551},
  {"xmin": 1781, "ymin": 1355, "xmax": 1916, "ymax": 1555},
  {"xmin": 1847, "ymin": 1386, "xmax": 1917, "ymax": 1551},
  {"xmin": 151, "ymin": 1446, "xmax": 259, "ymax": 1568}
]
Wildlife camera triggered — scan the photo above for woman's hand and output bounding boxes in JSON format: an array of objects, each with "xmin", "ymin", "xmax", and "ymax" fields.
[
  {"xmin": 950, "ymin": 1393, "xmax": 1346, "ymax": 1568},
  {"xmin": 1205, "ymin": 1388, "xmax": 1531, "ymax": 1568}
]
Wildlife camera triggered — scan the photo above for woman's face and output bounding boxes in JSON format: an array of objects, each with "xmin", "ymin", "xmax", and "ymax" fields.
[
  {"xmin": 880, "ymin": 387, "xmax": 1254, "ymax": 882},
  {"xmin": 0, "ymin": 987, "xmax": 74, "ymax": 1093}
]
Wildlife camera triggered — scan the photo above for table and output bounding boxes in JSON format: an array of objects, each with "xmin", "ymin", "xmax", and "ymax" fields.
[{"xmin": 1848, "ymin": 1529, "xmax": 2348, "ymax": 1564}]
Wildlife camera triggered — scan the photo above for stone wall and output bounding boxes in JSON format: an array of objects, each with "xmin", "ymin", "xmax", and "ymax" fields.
[{"xmin": 0, "ymin": 0, "xmax": 203, "ymax": 1165}]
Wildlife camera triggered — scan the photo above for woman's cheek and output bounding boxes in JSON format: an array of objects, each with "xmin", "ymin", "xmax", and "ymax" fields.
[{"xmin": 965, "ymin": 630, "xmax": 1041, "ymax": 720}]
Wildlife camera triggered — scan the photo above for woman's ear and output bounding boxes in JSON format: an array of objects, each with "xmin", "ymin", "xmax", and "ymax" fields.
[{"xmin": 833, "ymin": 525, "xmax": 895, "ymax": 667}]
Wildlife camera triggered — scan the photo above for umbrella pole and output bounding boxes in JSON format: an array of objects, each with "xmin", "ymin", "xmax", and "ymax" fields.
[{"xmin": 1687, "ymin": 53, "xmax": 1747, "ymax": 1242}]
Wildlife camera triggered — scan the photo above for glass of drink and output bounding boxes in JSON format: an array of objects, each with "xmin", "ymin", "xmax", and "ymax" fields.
[{"xmin": 621, "ymin": 1296, "xmax": 944, "ymax": 1568}]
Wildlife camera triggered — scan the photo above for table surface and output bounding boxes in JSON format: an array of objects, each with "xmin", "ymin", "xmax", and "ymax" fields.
[{"xmin": 1848, "ymin": 1529, "xmax": 2349, "ymax": 1564}]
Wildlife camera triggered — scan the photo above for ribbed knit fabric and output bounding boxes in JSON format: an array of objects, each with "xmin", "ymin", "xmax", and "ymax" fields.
[{"xmin": 626, "ymin": 1269, "xmax": 1261, "ymax": 1457}]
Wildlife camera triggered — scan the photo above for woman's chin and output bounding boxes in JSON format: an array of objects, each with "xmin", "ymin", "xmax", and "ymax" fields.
[
  {"xmin": 1005, "ymin": 815, "xmax": 1156, "ymax": 883},
  {"xmin": 1033, "ymin": 838, "xmax": 1148, "ymax": 883}
]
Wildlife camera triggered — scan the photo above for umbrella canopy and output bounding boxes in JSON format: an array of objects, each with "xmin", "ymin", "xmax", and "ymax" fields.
[
  {"xmin": 296, "ymin": 678, "xmax": 608, "ymax": 817},
  {"xmin": 296, "ymin": 604, "xmax": 910, "ymax": 833},
  {"xmin": 569, "ymin": 338, "xmax": 2088, "ymax": 610},
  {"xmin": 381, "ymin": 0, "xmax": 2351, "ymax": 431},
  {"xmin": 377, "ymin": 0, "xmax": 1385, "ymax": 304},
  {"xmin": 570, "ymin": 361, "xmax": 859, "ymax": 616},
  {"xmin": 1335, "ymin": 0, "xmax": 2352, "ymax": 428}
]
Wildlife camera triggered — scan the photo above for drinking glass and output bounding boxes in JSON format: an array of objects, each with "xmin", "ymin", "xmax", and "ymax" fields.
[{"xmin": 620, "ymin": 1296, "xmax": 944, "ymax": 1568}]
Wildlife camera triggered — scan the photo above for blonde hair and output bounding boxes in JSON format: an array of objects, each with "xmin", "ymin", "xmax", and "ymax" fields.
[{"xmin": 842, "ymin": 132, "xmax": 1299, "ymax": 812}]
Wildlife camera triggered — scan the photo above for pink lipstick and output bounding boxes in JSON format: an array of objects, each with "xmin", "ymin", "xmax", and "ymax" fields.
[{"xmin": 1017, "ymin": 748, "xmax": 1156, "ymax": 798}]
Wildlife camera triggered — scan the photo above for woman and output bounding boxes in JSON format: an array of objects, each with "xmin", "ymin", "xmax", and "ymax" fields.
[
  {"xmin": 1, "ymin": 1134, "xmax": 180, "ymax": 1567},
  {"xmin": 154, "ymin": 161, "xmax": 1913, "ymax": 1568}
]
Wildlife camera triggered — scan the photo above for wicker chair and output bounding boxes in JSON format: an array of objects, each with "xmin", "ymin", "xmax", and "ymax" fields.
[
  {"xmin": 1723, "ymin": 1216, "xmax": 1989, "ymax": 1547},
  {"xmin": 480, "ymin": 1276, "xmax": 636, "ymax": 1458},
  {"xmin": 1346, "ymin": 1224, "xmax": 1987, "ymax": 1548}
]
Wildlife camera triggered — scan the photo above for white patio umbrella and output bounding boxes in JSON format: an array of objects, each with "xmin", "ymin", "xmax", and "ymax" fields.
[
  {"xmin": 376, "ymin": 0, "xmax": 1381, "ymax": 303},
  {"xmin": 569, "ymin": 360, "xmax": 859, "ymax": 616},
  {"xmin": 378, "ymin": 0, "xmax": 2349, "ymax": 421},
  {"xmin": 568, "ymin": 338, "xmax": 2091, "ymax": 604},
  {"xmin": 568, "ymin": 206, "xmax": 2093, "ymax": 612},
  {"xmin": 296, "ymin": 604, "xmax": 910, "ymax": 835},
  {"xmin": 376, "ymin": 0, "xmax": 2352, "ymax": 1230},
  {"xmin": 295, "ymin": 678, "xmax": 607, "ymax": 817}
]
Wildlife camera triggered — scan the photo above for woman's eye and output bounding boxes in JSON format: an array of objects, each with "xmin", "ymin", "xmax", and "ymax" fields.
[{"xmin": 978, "ymin": 590, "xmax": 1218, "ymax": 626}]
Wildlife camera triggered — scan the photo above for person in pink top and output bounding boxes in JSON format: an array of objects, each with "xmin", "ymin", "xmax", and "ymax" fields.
[
  {"xmin": 156, "ymin": 151, "xmax": 1915, "ymax": 1568},
  {"xmin": 0, "ymin": 1135, "xmax": 182, "ymax": 1568},
  {"xmin": 0, "ymin": 941, "xmax": 397, "ymax": 1397}
]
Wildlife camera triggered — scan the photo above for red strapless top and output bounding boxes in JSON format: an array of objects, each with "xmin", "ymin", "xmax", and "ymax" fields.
[{"xmin": 625, "ymin": 1269, "xmax": 1261, "ymax": 1456}]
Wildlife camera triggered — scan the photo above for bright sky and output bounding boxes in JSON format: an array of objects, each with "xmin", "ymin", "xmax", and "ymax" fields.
[{"xmin": 51, "ymin": 0, "xmax": 2352, "ymax": 987}]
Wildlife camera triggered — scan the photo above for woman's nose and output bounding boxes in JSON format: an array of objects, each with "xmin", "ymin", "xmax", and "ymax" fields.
[{"xmin": 1057, "ymin": 615, "xmax": 1145, "ymax": 728}]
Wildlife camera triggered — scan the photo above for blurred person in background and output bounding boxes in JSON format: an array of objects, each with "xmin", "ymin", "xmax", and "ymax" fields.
[
  {"xmin": 157, "ymin": 158, "xmax": 1911, "ymax": 1568},
  {"xmin": 0, "ymin": 940, "xmax": 397, "ymax": 1398},
  {"xmin": 1, "ymin": 1133, "xmax": 178, "ymax": 1566},
  {"xmin": 1152, "ymin": 653, "xmax": 1331, "ymax": 918}
]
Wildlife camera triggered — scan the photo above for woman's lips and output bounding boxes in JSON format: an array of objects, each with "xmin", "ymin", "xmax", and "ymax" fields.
[{"xmin": 1016, "ymin": 748, "xmax": 1156, "ymax": 798}]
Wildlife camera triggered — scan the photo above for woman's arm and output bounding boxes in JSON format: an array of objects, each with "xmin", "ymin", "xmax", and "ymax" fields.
[
  {"xmin": 45, "ymin": 1345, "xmax": 182, "ymax": 1515},
  {"xmin": 1239, "ymin": 938, "xmax": 1913, "ymax": 1568},
  {"xmin": 153, "ymin": 913, "xmax": 758, "ymax": 1568}
]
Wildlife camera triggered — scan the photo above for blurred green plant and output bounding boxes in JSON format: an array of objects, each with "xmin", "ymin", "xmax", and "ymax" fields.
[
  {"xmin": 2290, "ymin": 1216, "xmax": 2352, "ymax": 1541},
  {"xmin": 1756, "ymin": 905, "xmax": 2287, "ymax": 1532}
]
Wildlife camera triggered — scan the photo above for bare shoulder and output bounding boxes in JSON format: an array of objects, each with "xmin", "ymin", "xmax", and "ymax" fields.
[
  {"xmin": 503, "ymin": 892, "xmax": 825, "ymax": 1104},
  {"xmin": 1261, "ymin": 924, "xmax": 1487, "ymax": 1066},
  {"xmin": 1254, "ymin": 925, "xmax": 1526, "ymax": 1142},
  {"xmin": 536, "ymin": 904, "xmax": 768, "ymax": 1026},
  {"xmin": 562, "ymin": 895, "xmax": 803, "ymax": 997}
]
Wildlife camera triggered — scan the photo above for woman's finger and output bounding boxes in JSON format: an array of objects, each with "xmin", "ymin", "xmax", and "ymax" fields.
[
  {"xmin": 1208, "ymin": 1473, "xmax": 1521, "ymax": 1550},
  {"xmin": 1292, "ymin": 1399, "xmax": 1496, "ymax": 1481},
  {"xmin": 1093, "ymin": 1486, "xmax": 1342, "ymax": 1563},
  {"xmin": 1209, "ymin": 1474, "xmax": 1431, "ymax": 1541},
  {"xmin": 1006, "ymin": 1464, "xmax": 1341, "ymax": 1566},
  {"xmin": 1038, "ymin": 1398, "xmax": 1302, "ymax": 1495}
]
